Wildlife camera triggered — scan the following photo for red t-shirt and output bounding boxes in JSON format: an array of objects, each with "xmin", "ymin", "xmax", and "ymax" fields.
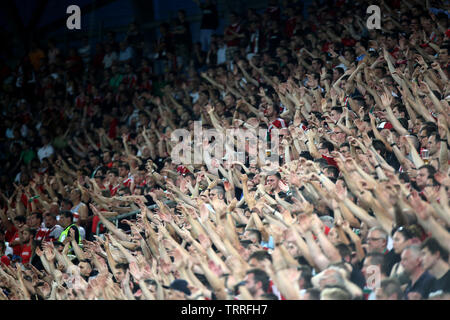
[
  {"xmin": 285, "ymin": 17, "xmax": 297, "ymax": 38},
  {"xmin": 225, "ymin": 23, "xmax": 242, "ymax": 47},
  {"xmin": 322, "ymin": 154, "xmax": 338, "ymax": 168},
  {"xmin": 34, "ymin": 227, "xmax": 49, "ymax": 242},
  {"xmin": 108, "ymin": 118, "xmax": 119, "ymax": 139},
  {"xmin": 5, "ymin": 226, "xmax": 18, "ymax": 243},
  {"xmin": 20, "ymin": 244, "xmax": 32, "ymax": 264},
  {"xmin": 11, "ymin": 230, "xmax": 22, "ymax": 256},
  {"xmin": 1, "ymin": 255, "xmax": 10, "ymax": 267}
]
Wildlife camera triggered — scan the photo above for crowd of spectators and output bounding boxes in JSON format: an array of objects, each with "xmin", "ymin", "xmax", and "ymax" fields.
[{"xmin": 0, "ymin": 0, "xmax": 449, "ymax": 300}]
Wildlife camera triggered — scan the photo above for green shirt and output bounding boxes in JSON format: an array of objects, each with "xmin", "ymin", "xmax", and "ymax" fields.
[
  {"xmin": 20, "ymin": 149, "xmax": 36, "ymax": 165},
  {"xmin": 53, "ymin": 136, "xmax": 68, "ymax": 149},
  {"xmin": 110, "ymin": 74, "xmax": 124, "ymax": 90}
]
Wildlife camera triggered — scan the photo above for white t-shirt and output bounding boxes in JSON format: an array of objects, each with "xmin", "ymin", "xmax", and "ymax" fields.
[
  {"xmin": 78, "ymin": 45, "xmax": 91, "ymax": 63},
  {"xmin": 217, "ymin": 45, "xmax": 227, "ymax": 65},
  {"xmin": 119, "ymin": 47, "xmax": 133, "ymax": 62},
  {"xmin": 103, "ymin": 52, "xmax": 117, "ymax": 69},
  {"xmin": 37, "ymin": 144, "xmax": 55, "ymax": 162}
]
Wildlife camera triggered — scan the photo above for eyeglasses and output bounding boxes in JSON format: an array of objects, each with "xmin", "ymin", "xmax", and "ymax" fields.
[{"xmin": 367, "ymin": 237, "xmax": 384, "ymax": 242}]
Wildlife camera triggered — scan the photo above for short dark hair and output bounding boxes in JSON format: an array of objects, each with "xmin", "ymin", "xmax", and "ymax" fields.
[
  {"xmin": 60, "ymin": 210, "xmax": 74, "ymax": 221},
  {"xmin": 372, "ymin": 140, "xmax": 387, "ymax": 157},
  {"xmin": 420, "ymin": 124, "xmax": 438, "ymax": 137},
  {"xmin": 380, "ymin": 278, "xmax": 403, "ymax": 299},
  {"xmin": 305, "ymin": 287, "xmax": 321, "ymax": 300},
  {"xmin": 249, "ymin": 250, "xmax": 272, "ymax": 263},
  {"xmin": 247, "ymin": 229, "xmax": 262, "ymax": 243},
  {"xmin": 418, "ymin": 164, "xmax": 439, "ymax": 186},
  {"xmin": 366, "ymin": 252, "xmax": 387, "ymax": 276},
  {"xmin": 324, "ymin": 165, "xmax": 339, "ymax": 180},
  {"xmin": 331, "ymin": 106, "xmax": 343, "ymax": 114},
  {"xmin": 261, "ymin": 293, "xmax": 279, "ymax": 300},
  {"xmin": 421, "ymin": 237, "xmax": 449, "ymax": 261},
  {"xmin": 108, "ymin": 168, "xmax": 119, "ymax": 176},
  {"xmin": 115, "ymin": 263, "xmax": 129, "ymax": 272},
  {"xmin": 62, "ymin": 198, "xmax": 73, "ymax": 207},
  {"xmin": 298, "ymin": 265, "xmax": 313, "ymax": 289},
  {"xmin": 118, "ymin": 162, "xmax": 130, "ymax": 170},
  {"xmin": 240, "ymin": 239, "xmax": 253, "ymax": 248},
  {"xmin": 246, "ymin": 268, "xmax": 270, "ymax": 293},
  {"xmin": 320, "ymin": 141, "xmax": 335, "ymax": 153},
  {"xmin": 14, "ymin": 215, "xmax": 26, "ymax": 224},
  {"xmin": 31, "ymin": 211, "xmax": 43, "ymax": 222},
  {"xmin": 335, "ymin": 243, "xmax": 352, "ymax": 260}
]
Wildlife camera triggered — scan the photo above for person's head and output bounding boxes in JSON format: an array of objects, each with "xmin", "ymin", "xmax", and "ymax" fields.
[
  {"xmin": 392, "ymin": 226, "xmax": 415, "ymax": 254},
  {"xmin": 89, "ymin": 153, "xmax": 100, "ymax": 168},
  {"xmin": 298, "ymin": 265, "xmax": 313, "ymax": 290},
  {"xmin": 114, "ymin": 263, "xmax": 129, "ymax": 283},
  {"xmin": 59, "ymin": 210, "xmax": 74, "ymax": 228},
  {"xmin": 426, "ymin": 131, "xmax": 441, "ymax": 157},
  {"xmin": 331, "ymin": 126, "xmax": 346, "ymax": 144},
  {"xmin": 324, "ymin": 165, "xmax": 339, "ymax": 182},
  {"xmin": 244, "ymin": 228, "xmax": 262, "ymax": 245},
  {"xmin": 418, "ymin": 125, "xmax": 436, "ymax": 147},
  {"xmin": 415, "ymin": 165, "xmax": 438, "ymax": 190},
  {"xmin": 343, "ymin": 48, "xmax": 355, "ymax": 63},
  {"xmin": 330, "ymin": 106, "xmax": 343, "ymax": 123},
  {"xmin": 318, "ymin": 140, "xmax": 334, "ymax": 156},
  {"xmin": 438, "ymin": 44, "xmax": 448, "ymax": 65},
  {"xmin": 13, "ymin": 215, "xmax": 26, "ymax": 230},
  {"xmin": 103, "ymin": 150, "xmax": 112, "ymax": 163},
  {"xmin": 70, "ymin": 188, "xmax": 82, "ymax": 202},
  {"xmin": 306, "ymin": 72, "xmax": 320, "ymax": 88},
  {"xmin": 335, "ymin": 243, "xmax": 352, "ymax": 263},
  {"xmin": 320, "ymin": 286, "xmax": 352, "ymax": 300},
  {"xmin": 333, "ymin": 67, "xmax": 344, "ymax": 82},
  {"xmin": 118, "ymin": 163, "xmax": 130, "ymax": 178},
  {"xmin": 401, "ymin": 245, "xmax": 423, "ymax": 276},
  {"xmin": 61, "ymin": 198, "xmax": 73, "ymax": 211},
  {"xmin": 244, "ymin": 268, "xmax": 270, "ymax": 298},
  {"xmin": 229, "ymin": 11, "xmax": 239, "ymax": 24},
  {"xmin": 210, "ymin": 185, "xmax": 225, "ymax": 201},
  {"xmin": 311, "ymin": 58, "xmax": 323, "ymax": 72},
  {"xmin": 29, "ymin": 211, "xmax": 43, "ymax": 229},
  {"xmin": 265, "ymin": 172, "xmax": 281, "ymax": 192},
  {"xmin": 420, "ymin": 238, "xmax": 449, "ymax": 272},
  {"xmin": 375, "ymin": 278, "xmax": 403, "ymax": 300},
  {"xmin": 53, "ymin": 241, "xmax": 64, "ymax": 253},
  {"xmin": 385, "ymin": 33, "xmax": 398, "ymax": 50},
  {"xmin": 339, "ymin": 142, "xmax": 350, "ymax": 158},
  {"xmin": 367, "ymin": 227, "xmax": 388, "ymax": 253},
  {"xmin": 248, "ymin": 250, "xmax": 272, "ymax": 269},
  {"xmin": 35, "ymin": 280, "xmax": 51, "ymax": 299},
  {"xmin": 20, "ymin": 227, "xmax": 35, "ymax": 244},
  {"xmin": 166, "ymin": 279, "xmax": 192, "ymax": 299},
  {"xmin": 302, "ymin": 287, "xmax": 321, "ymax": 300},
  {"xmin": 362, "ymin": 252, "xmax": 386, "ymax": 281},
  {"xmin": 341, "ymin": 76, "xmax": 353, "ymax": 94},
  {"xmin": 264, "ymin": 103, "xmax": 278, "ymax": 118},
  {"xmin": 79, "ymin": 260, "xmax": 93, "ymax": 277}
]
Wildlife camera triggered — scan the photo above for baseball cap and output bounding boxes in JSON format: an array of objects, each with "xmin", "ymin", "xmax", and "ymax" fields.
[{"xmin": 164, "ymin": 279, "xmax": 191, "ymax": 296}]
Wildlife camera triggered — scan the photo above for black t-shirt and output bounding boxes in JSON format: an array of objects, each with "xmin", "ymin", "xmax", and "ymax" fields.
[
  {"xmin": 384, "ymin": 249, "xmax": 401, "ymax": 276},
  {"xmin": 174, "ymin": 20, "xmax": 192, "ymax": 47},
  {"xmin": 200, "ymin": 3, "xmax": 218, "ymax": 30},
  {"xmin": 404, "ymin": 270, "xmax": 435, "ymax": 299},
  {"xmin": 429, "ymin": 269, "xmax": 450, "ymax": 296},
  {"xmin": 350, "ymin": 264, "xmax": 366, "ymax": 290}
]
